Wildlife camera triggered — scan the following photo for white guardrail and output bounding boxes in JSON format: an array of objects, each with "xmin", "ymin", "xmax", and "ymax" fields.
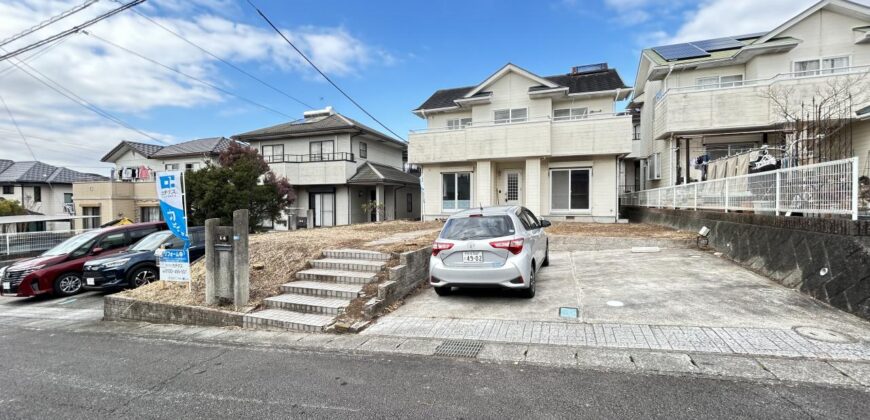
[
  {"xmin": 621, "ymin": 157, "xmax": 860, "ymax": 220},
  {"xmin": 0, "ymin": 229, "xmax": 93, "ymax": 257}
]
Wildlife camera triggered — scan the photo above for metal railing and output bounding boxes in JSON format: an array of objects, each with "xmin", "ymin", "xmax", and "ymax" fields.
[
  {"xmin": 263, "ymin": 152, "xmax": 355, "ymax": 163},
  {"xmin": 0, "ymin": 229, "xmax": 93, "ymax": 256},
  {"xmin": 621, "ymin": 157, "xmax": 859, "ymax": 220},
  {"xmin": 654, "ymin": 65, "xmax": 870, "ymax": 105},
  {"xmin": 409, "ymin": 112, "xmax": 631, "ymax": 134}
]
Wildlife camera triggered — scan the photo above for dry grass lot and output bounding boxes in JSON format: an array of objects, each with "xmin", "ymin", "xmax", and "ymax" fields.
[
  {"xmin": 547, "ymin": 222, "xmax": 694, "ymax": 239},
  {"xmin": 121, "ymin": 220, "xmax": 443, "ymax": 310}
]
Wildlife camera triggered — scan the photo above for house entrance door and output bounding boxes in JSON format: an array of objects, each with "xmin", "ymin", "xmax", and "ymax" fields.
[{"xmin": 501, "ymin": 170, "xmax": 523, "ymax": 205}]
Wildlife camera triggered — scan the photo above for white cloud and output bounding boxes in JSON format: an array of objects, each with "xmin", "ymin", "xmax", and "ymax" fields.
[
  {"xmin": 666, "ymin": 0, "xmax": 819, "ymax": 43},
  {"xmin": 0, "ymin": 0, "xmax": 392, "ymax": 172}
]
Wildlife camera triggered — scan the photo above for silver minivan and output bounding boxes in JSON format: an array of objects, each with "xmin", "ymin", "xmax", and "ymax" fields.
[{"xmin": 429, "ymin": 206, "xmax": 550, "ymax": 298}]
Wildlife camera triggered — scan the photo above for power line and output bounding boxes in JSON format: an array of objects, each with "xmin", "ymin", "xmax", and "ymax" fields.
[
  {"xmin": 84, "ymin": 30, "xmax": 295, "ymax": 119},
  {"xmin": 0, "ymin": 0, "xmax": 146, "ymax": 63},
  {"xmin": 0, "ymin": 37, "xmax": 72, "ymax": 79},
  {"xmin": 0, "ymin": 0, "xmax": 99, "ymax": 48},
  {"xmin": 117, "ymin": 1, "xmax": 314, "ymax": 110},
  {"xmin": 2, "ymin": 51, "xmax": 171, "ymax": 145},
  {"xmin": 244, "ymin": 0, "xmax": 405, "ymax": 141},
  {"xmin": 0, "ymin": 94, "xmax": 38, "ymax": 161}
]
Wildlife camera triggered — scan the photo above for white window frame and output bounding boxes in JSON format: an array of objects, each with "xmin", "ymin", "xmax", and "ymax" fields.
[
  {"xmin": 262, "ymin": 144, "xmax": 284, "ymax": 162},
  {"xmin": 493, "ymin": 108, "xmax": 528, "ymax": 124},
  {"xmin": 793, "ymin": 56, "xmax": 849, "ymax": 77},
  {"xmin": 549, "ymin": 168, "xmax": 591, "ymax": 212},
  {"xmin": 647, "ymin": 153, "xmax": 661, "ymax": 180},
  {"xmin": 447, "ymin": 117, "xmax": 472, "ymax": 130},
  {"xmin": 441, "ymin": 172, "xmax": 472, "ymax": 212},
  {"xmin": 553, "ymin": 107, "xmax": 589, "ymax": 121},
  {"xmin": 165, "ymin": 163, "xmax": 180, "ymax": 171},
  {"xmin": 359, "ymin": 142, "xmax": 367, "ymax": 159},
  {"xmin": 695, "ymin": 75, "xmax": 743, "ymax": 89}
]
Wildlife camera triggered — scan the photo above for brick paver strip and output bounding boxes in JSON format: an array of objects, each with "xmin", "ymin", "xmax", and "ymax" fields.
[{"xmin": 364, "ymin": 317, "xmax": 870, "ymax": 361}]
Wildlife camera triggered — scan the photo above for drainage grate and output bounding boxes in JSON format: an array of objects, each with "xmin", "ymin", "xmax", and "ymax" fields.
[{"xmin": 434, "ymin": 339, "xmax": 484, "ymax": 358}]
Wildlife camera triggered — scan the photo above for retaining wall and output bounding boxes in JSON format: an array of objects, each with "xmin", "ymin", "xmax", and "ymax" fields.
[
  {"xmin": 104, "ymin": 295, "xmax": 244, "ymax": 327},
  {"xmin": 624, "ymin": 207, "xmax": 870, "ymax": 320},
  {"xmin": 365, "ymin": 246, "xmax": 432, "ymax": 317}
]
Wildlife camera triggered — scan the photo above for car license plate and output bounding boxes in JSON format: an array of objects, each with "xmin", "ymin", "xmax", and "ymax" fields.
[
  {"xmin": 86, "ymin": 278, "xmax": 95, "ymax": 286},
  {"xmin": 2, "ymin": 282, "xmax": 9, "ymax": 290},
  {"xmin": 463, "ymin": 252, "xmax": 483, "ymax": 263}
]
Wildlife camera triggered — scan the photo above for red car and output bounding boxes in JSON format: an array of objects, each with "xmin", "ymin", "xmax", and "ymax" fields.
[{"xmin": 0, "ymin": 222, "xmax": 166, "ymax": 298}]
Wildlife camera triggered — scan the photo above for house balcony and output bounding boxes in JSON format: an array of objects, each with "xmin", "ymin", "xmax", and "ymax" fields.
[
  {"xmin": 265, "ymin": 154, "xmax": 358, "ymax": 185},
  {"xmin": 408, "ymin": 114, "xmax": 632, "ymax": 165},
  {"xmin": 653, "ymin": 65, "xmax": 870, "ymax": 140}
]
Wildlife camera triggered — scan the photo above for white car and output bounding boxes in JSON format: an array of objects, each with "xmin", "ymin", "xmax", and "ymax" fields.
[{"xmin": 429, "ymin": 206, "xmax": 550, "ymax": 298}]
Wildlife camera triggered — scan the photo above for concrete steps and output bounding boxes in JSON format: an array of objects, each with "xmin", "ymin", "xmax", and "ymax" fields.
[{"xmin": 243, "ymin": 249, "xmax": 389, "ymax": 332}]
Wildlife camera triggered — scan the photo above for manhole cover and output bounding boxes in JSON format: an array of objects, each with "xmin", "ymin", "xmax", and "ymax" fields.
[
  {"xmin": 434, "ymin": 340, "xmax": 484, "ymax": 358},
  {"xmin": 793, "ymin": 326, "xmax": 856, "ymax": 344}
]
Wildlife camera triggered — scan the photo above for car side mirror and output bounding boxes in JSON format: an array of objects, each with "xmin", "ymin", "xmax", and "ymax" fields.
[
  {"xmin": 91, "ymin": 247, "xmax": 104, "ymax": 255},
  {"xmin": 540, "ymin": 220, "xmax": 552, "ymax": 228}
]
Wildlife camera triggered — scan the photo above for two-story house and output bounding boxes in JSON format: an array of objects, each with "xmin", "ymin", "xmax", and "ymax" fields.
[
  {"xmin": 231, "ymin": 107, "xmax": 421, "ymax": 228},
  {"xmin": 0, "ymin": 160, "xmax": 106, "ymax": 231},
  {"xmin": 72, "ymin": 137, "xmax": 234, "ymax": 229},
  {"xmin": 408, "ymin": 63, "xmax": 632, "ymax": 222},
  {"xmin": 628, "ymin": 0, "xmax": 870, "ymax": 190}
]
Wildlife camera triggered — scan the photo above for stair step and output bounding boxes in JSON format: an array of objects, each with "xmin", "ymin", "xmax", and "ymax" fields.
[
  {"xmin": 296, "ymin": 268, "xmax": 379, "ymax": 284},
  {"xmin": 264, "ymin": 294, "xmax": 351, "ymax": 314},
  {"xmin": 324, "ymin": 249, "xmax": 391, "ymax": 261},
  {"xmin": 242, "ymin": 309, "xmax": 334, "ymax": 332},
  {"xmin": 281, "ymin": 281, "xmax": 363, "ymax": 299},
  {"xmin": 311, "ymin": 258, "xmax": 386, "ymax": 273}
]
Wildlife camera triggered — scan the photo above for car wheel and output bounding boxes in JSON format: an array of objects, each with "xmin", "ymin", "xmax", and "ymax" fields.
[
  {"xmin": 542, "ymin": 241, "xmax": 550, "ymax": 267},
  {"xmin": 53, "ymin": 272, "xmax": 83, "ymax": 297},
  {"xmin": 129, "ymin": 266, "xmax": 158, "ymax": 288},
  {"xmin": 520, "ymin": 266, "xmax": 536, "ymax": 299},
  {"xmin": 434, "ymin": 286, "xmax": 452, "ymax": 296}
]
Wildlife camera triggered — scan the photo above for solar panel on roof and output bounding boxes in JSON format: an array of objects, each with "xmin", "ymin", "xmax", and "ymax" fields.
[
  {"xmin": 691, "ymin": 37, "xmax": 744, "ymax": 52},
  {"xmin": 652, "ymin": 43, "xmax": 710, "ymax": 61}
]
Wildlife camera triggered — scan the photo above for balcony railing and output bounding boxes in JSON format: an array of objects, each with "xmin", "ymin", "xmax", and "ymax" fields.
[
  {"xmin": 621, "ymin": 157, "xmax": 859, "ymax": 220},
  {"xmin": 655, "ymin": 65, "xmax": 870, "ymax": 104},
  {"xmin": 263, "ymin": 152, "xmax": 355, "ymax": 163},
  {"xmin": 409, "ymin": 112, "xmax": 631, "ymax": 134}
]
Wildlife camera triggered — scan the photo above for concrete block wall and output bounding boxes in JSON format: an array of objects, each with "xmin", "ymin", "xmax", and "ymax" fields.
[
  {"xmin": 104, "ymin": 295, "xmax": 244, "ymax": 327},
  {"xmin": 624, "ymin": 207, "xmax": 870, "ymax": 320},
  {"xmin": 377, "ymin": 246, "xmax": 432, "ymax": 304}
]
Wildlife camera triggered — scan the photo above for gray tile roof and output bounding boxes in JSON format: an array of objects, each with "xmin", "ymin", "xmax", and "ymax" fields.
[
  {"xmin": 233, "ymin": 113, "xmax": 405, "ymax": 147},
  {"xmin": 150, "ymin": 137, "xmax": 233, "ymax": 158},
  {"xmin": 348, "ymin": 162, "xmax": 420, "ymax": 185},
  {"xmin": 0, "ymin": 161, "xmax": 107, "ymax": 184},
  {"xmin": 415, "ymin": 68, "xmax": 628, "ymax": 111},
  {"xmin": 0, "ymin": 159, "xmax": 13, "ymax": 174},
  {"xmin": 124, "ymin": 141, "xmax": 164, "ymax": 157}
]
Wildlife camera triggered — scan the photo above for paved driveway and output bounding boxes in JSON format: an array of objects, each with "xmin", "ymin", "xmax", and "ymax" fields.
[
  {"xmin": 365, "ymin": 248, "xmax": 870, "ymax": 360},
  {"xmin": 0, "ymin": 291, "xmax": 105, "ymax": 324}
]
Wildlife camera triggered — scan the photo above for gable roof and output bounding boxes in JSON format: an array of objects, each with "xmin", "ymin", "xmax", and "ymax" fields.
[
  {"xmin": 757, "ymin": 0, "xmax": 870, "ymax": 43},
  {"xmin": 101, "ymin": 140, "xmax": 164, "ymax": 162},
  {"xmin": 150, "ymin": 137, "xmax": 232, "ymax": 158},
  {"xmin": 0, "ymin": 161, "xmax": 106, "ymax": 184},
  {"xmin": 347, "ymin": 162, "xmax": 420, "ymax": 185},
  {"xmin": 232, "ymin": 112, "xmax": 406, "ymax": 147},
  {"xmin": 414, "ymin": 64, "xmax": 629, "ymax": 113},
  {"xmin": 464, "ymin": 63, "xmax": 560, "ymax": 98}
]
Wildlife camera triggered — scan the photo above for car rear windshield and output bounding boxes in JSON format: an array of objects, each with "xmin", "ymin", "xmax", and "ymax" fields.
[{"xmin": 440, "ymin": 215, "xmax": 516, "ymax": 240}]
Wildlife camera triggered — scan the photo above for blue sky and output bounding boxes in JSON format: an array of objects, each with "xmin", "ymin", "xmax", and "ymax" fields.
[{"xmin": 0, "ymin": 0, "xmax": 828, "ymax": 172}]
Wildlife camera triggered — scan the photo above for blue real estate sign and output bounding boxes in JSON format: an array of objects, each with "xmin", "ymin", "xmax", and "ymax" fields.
[{"xmin": 155, "ymin": 171, "xmax": 191, "ymax": 282}]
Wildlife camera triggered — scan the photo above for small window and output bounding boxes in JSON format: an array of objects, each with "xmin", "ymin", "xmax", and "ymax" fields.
[
  {"xmin": 359, "ymin": 142, "xmax": 367, "ymax": 159},
  {"xmin": 720, "ymin": 75, "xmax": 743, "ymax": 87},
  {"xmin": 2, "ymin": 185, "xmax": 13, "ymax": 194},
  {"xmin": 553, "ymin": 107, "xmax": 588, "ymax": 121},
  {"xmin": 794, "ymin": 59, "xmax": 821, "ymax": 77},
  {"xmin": 442, "ymin": 172, "xmax": 471, "ymax": 211},
  {"xmin": 33, "ymin": 186, "xmax": 41, "ymax": 203},
  {"xmin": 140, "ymin": 206, "xmax": 162, "ymax": 223},
  {"xmin": 185, "ymin": 163, "xmax": 197, "ymax": 171},
  {"xmin": 446, "ymin": 118, "xmax": 472, "ymax": 130},
  {"xmin": 647, "ymin": 153, "xmax": 661, "ymax": 180},
  {"xmin": 63, "ymin": 193, "xmax": 73, "ymax": 203},
  {"xmin": 696, "ymin": 76, "xmax": 720, "ymax": 89},
  {"xmin": 82, "ymin": 206, "xmax": 101, "ymax": 229},
  {"xmin": 262, "ymin": 145, "xmax": 284, "ymax": 163},
  {"xmin": 165, "ymin": 163, "xmax": 180, "ymax": 171},
  {"xmin": 822, "ymin": 56, "xmax": 849, "ymax": 74},
  {"xmin": 406, "ymin": 193, "xmax": 413, "ymax": 213},
  {"xmin": 494, "ymin": 108, "xmax": 527, "ymax": 124}
]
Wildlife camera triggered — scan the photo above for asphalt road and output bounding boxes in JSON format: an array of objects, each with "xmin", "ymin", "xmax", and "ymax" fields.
[{"xmin": 0, "ymin": 326, "xmax": 867, "ymax": 419}]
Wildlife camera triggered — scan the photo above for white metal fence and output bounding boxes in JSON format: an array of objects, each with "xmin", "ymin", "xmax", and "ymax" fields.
[
  {"xmin": 0, "ymin": 229, "xmax": 92, "ymax": 257},
  {"xmin": 621, "ymin": 158, "xmax": 859, "ymax": 220}
]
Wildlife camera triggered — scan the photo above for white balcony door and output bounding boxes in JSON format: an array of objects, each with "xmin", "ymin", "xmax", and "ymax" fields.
[
  {"xmin": 500, "ymin": 170, "xmax": 523, "ymax": 205},
  {"xmin": 313, "ymin": 193, "xmax": 335, "ymax": 227}
]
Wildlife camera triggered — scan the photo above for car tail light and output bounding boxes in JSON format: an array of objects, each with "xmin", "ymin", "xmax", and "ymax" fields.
[
  {"xmin": 490, "ymin": 238, "xmax": 524, "ymax": 255},
  {"xmin": 432, "ymin": 242, "xmax": 454, "ymax": 256}
]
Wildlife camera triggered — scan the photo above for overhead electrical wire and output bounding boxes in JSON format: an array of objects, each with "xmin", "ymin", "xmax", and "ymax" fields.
[
  {"xmin": 0, "ymin": 36, "xmax": 72, "ymax": 79},
  {"xmin": 244, "ymin": 0, "xmax": 406, "ymax": 141},
  {"xmin": 0, "ymin": 0, "xmax": 146, "ymax": 63},
  {"xmin": 84, "ymin": 30, "xmax": 295, "ymax": 119},
  {"xmin": 0, "ymin": 0, "xmax": 100, "ymax": 48},
  {"xmin": 0, "ymin": 94, "xmax": 39, "ymax": 162},
  {"xmin": 117, "ymin": 1, "xmax": 315, "ymax": 110}
]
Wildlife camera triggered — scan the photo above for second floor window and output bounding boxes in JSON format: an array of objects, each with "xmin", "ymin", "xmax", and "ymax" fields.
[
  {"xmin": 794, "ymin": 56, "xmax": 849, "ymax": 77},
  {"xmin": 310, "ymin": 140, "xmax": 334, "ymax": 160},
  {"xmin": 696, "ymin": 75, "xmax": 743, "ymax": 89},
  {"xmin": 553, "ymin": 107, "xmax": 589, "ymax": 121},
  {"xmin": 494, "ymin": 108, "xmax": 527, "ymax": 124},
  {"xmin": 262, "ymin": 145, "xmax": 284, "ymax": 162},
  {"xmin": 2, "ymin": 185, "xmax": 12, "ymax": 194},
  {"xmin": 165, "ymin": 163, "xmax": 179, "ymax": 171},
  {"xmin": 33, "ymin": 186, "xmax": 41, "ymax": 202},
  {"xmin": 359, "ymin": 142, "xmax": 367, "ymax": 159},
  {"xmin": 447, "ymin": 118, "xmax": 472, "ymax": 130}
]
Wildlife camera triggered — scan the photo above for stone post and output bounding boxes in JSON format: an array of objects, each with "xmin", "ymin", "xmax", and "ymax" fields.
[
  {"xmin": 307, "ymin": 208, "xmax": 314, "ymax": 229},
  {"xmin": 204, "ymin": 218, "xmax": 219, "ymax": 305},
  {"xmin": 233, "ymin": 209, "xmax": 249, "ymax": 309},
  {"xmin": 289, "ymin": 210, "xmax": 297, "ymax": 231}
]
